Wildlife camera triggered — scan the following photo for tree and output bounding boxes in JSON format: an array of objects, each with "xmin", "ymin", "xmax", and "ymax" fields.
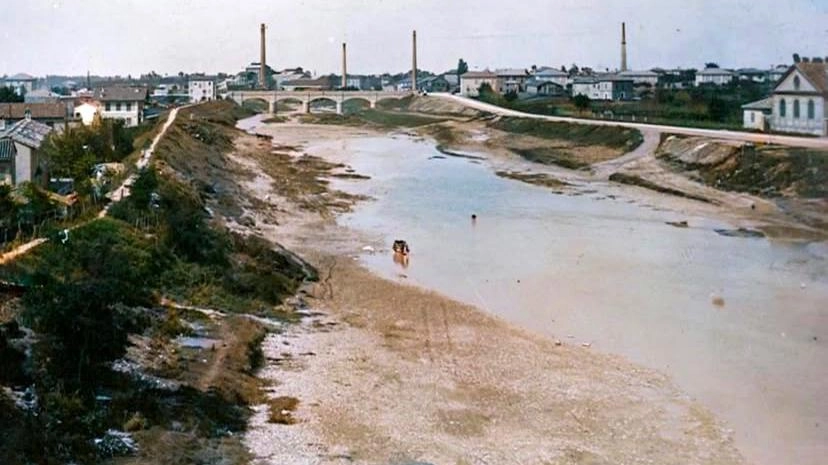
[
  {"xmin": 0, "ymin": 86, "xmax": 23, "ymax": 103},
  {"xmin": 705, "ymin": 62, "xmax": 720, "ymax": 69},
  {"xmin": 457, "ymin": 59, "xmax": 469, "ymax": 77},
  {"xmin": 572, "ymin": 94, "xmax": 591, "ymax": 112},
  {"xmin": 793, "ymin": 53, "xmax": 801, "ymax": 63},
  {"xmin": 504, "ymin": 90, "xmax": 518, "ymax": 102}
]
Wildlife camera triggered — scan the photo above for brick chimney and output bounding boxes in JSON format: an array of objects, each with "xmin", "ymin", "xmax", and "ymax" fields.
[
  {"xmin": 621, "ymin": 22, "xmax": 628, "ymax": 72},
  {"xmin": 259, "ymin": 23, "xmax": 267, "ymax": 89}
]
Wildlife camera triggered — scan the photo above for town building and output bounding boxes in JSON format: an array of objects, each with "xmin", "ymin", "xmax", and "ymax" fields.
[
  {"xmin": 24, "ymin": 89, "xmax": 61, "ymax": 104},
  {"xmin": 460, "ymin": 71, "xmax": 501, "ymax": 97},
  {"xmin": 73, "ymin": 102, "xmax": 101, "ymax": 126},
  {"xmin": 525, "ymin": 78, "xmax": 565, "ymax": 97},
  {"xmin": 281, "ymin": 76, "xmax": 333, "ymax": 91},
  {"xmin": 533, "ymin": 67, "xmax": 570, "ymax": 87},
  {"xmin": 768, "ymin": 62, "xmax": 827, "ymax": 136},
  {"xmin": 2, "ymin": 73, "xmax": 37, "ymax": 96},
  {"xmin": 767, "ymin": 65, "xmax": 788, "ymax": 84},
  {"xmin": 0, "ymin": 103, "xmax": 68, "ymax": 130},
  {"xmin": 0, "ymin": 117, "xmax": 52, "ymax": 187},
  {"xmin": 497, "ymin": 69, "xmax": 530, "ymax": 93},
  {"xmin": 188, "ymin": 76, "xmax": 217, "ymax": 102},
  {"xmin": 618, "ymin": 70, "xmax": 659, "ymax": 86},
  {"xmin": 737, "ymin": 68, "xmax": 769, "ymax": 83},
  {"xmin": 93, "ymin": 86, "xmax": 148, "ymax": 127},
  {"xmin": 572, "ymin": 76, "xmax": 634, "ymax": 100},
  {"xmin": 695, "ymin": 68, "xmax": 735, "ymax": 86},
  {"xmin": 741, "ymin": 98, "xmax": 772, "ymax": 130}
]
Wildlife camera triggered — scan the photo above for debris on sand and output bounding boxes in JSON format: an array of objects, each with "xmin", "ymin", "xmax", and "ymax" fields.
[
  {"xmin": 714, "ymin": 228, "xmax": 765, "ymax": 238},
  {"xmin": 362, "ymin": 245, "xmax": 375, "ymax": 253},
  {"xmin": 666, "ymin": 220, "xmax": 689, "ymax": 228},
  {"xmin": 710, "ymin": 294, "xmax": 726, "ymax": 307}
]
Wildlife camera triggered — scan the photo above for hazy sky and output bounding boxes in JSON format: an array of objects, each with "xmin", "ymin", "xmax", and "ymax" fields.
[{"xmin": 3, "ymin": 0, "xmax": 827, "ymax": 77}]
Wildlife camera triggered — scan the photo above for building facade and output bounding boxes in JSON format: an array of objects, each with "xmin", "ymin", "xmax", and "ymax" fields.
[
  {"xmin": 695, "ymin": 68, "xmax": 735, "ymax": 86},
  {"xmin": 533, "ymin": 67, "xmax": 569, "ymax": 87},
  {"xmin": 572, "ymin": 77, "xmax": 634, "ymax": 100},
  {"xmin": 497, "ymin": 69, "xmax": 530, "ymax": 93},
  {"xmin": 460, "ymin": 71, "xmax": 501, "ymax": 97},
  {"xmin": 618, "ymin": 70, "xmax": 659, "ymax": 86},
  {"xmin": 188, "ymin": 77, "xmax": 217, "ymax": 102},
  {"xmin": 2, "ymin": 73, "xmax": 37, "ymax": 96},
  {"xmin": 0, "ymin": 118, "xmax": 52, "ymax": 187},
  {"xmin": 741, "ymin": 98, "xmax": 772, "ymax": 131},
  {"xmin": 768, "ymin": 63, "xmax": 827, "ymax": 136},
  {"xmin": 93, "ymin": 86, "xmax": 147, "ymax": 127}
]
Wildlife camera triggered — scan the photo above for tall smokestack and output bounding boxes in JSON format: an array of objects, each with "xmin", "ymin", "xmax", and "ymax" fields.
[
  {"xmin": 259, "ymin": 23, "xmax": 267, "ymax": 89},
  {"xmin": 621, "ymin": 22, "xmax": 628, "ymax": 72},
  {"xmin": 412, "ymin": 30, "xmax": 418, "ymax": 92},
  {"xmin": 342, "ymin": 43, "xmax": 347, "ymax": 89}
]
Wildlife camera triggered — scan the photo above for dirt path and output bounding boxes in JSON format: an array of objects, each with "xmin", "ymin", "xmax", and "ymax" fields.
[
  {"xmin": 438, "ymin": 94, "xmax": 828, "ymax": 149},
  {"xmin": 1, "ymin": 105, "xmax": 188, "ymax": 266}
]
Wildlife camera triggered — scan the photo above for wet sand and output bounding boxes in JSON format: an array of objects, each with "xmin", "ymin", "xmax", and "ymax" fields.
[{"xmin": 234, "ymin": 118, "xmax": 749, "ymax": 464}]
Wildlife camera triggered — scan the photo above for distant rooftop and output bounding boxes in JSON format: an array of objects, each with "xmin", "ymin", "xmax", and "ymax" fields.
[
  {"xmin": 0, "ymin": 118, "xmax": 53, "ymax": 149},
  {"xmin": 461, "ymin": 70, "xmax": 498, "ymax": 79},
  {"xmin": 741, "ymin": 97, "xmax": 773, "ymax": 110},
  {"xmin": 93, "ymin": 86, "xmax": 148, "ymax": 102},
  {"xmin": 0, "ymin": 102, "xmax": 66, "ymax": 119},
  {"xmin": 5, "ymin": 73, "xmax": 36, "ymax": 81}
]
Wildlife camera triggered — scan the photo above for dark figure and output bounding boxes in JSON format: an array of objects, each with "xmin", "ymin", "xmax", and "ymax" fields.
[{"xmin": 392, "ymin": 240, "xmax": 410, "ymax": 255}]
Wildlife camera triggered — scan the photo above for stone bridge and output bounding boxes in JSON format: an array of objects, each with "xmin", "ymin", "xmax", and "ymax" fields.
[{"xmin": 226, "ymin": 90, "xmax": 412, "ymax": 114}]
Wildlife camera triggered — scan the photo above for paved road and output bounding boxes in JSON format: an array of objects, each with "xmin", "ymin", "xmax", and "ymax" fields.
[{"xmin": 435, "ymin": 94, "xmax": 828, "ymax": 149}]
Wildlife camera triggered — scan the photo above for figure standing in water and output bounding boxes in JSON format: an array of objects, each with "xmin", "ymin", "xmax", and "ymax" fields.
[
  {"xmin": 471, "ymin": 213, "xmax": 477, "ymax": 225},
  {"xmin": 392, "ymin": 240, "xmax": 410, "ymax": 268}
]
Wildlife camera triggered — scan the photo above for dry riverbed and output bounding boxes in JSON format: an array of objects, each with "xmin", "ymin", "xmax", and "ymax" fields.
[{"xmin": 229, "ymin": 120, "xmax": 747, "ymax": 465}]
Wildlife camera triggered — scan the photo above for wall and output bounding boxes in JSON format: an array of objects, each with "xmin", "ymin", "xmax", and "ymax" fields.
[
  {"xmin": 461, "ymin": 77, "xmax": 502, "ymax": 97},
  {"xmin": 13, "ymin": 143, "xmax": 33, "ymax": 185},
  {"xmin": 770, "ymin": 95, "xmax": 825, "ymax": 135},
  {"xmin": 101, "ymin": 101, "xmax": 142, "ymax": 127},
  {"xmin": 742, "ymin": 109, "xmax": 766, "ymax": 130}
]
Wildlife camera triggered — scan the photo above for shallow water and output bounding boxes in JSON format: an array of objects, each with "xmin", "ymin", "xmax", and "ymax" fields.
[{"xmin": 316, "ymin": 135, "xmax": 826, "ymax": 465}]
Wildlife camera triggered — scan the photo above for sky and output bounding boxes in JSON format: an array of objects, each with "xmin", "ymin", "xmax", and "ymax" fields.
[{"xmin": 2, "ymin": 0, "xmax": 827, "ymax": 77}]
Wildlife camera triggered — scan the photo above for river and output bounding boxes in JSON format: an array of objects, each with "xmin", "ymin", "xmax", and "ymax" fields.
[{"xmin": 307, "ymin": 133, "xmax": 828, "ymax": 465}]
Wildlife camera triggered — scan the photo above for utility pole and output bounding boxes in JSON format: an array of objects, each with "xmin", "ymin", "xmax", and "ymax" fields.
[{"xmin": 411, "ymin": 30, "xmax": 418, "ymax": 93}]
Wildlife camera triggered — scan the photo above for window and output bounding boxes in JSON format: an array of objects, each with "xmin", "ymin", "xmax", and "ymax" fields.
[
  {"xmin": 125, "ymin": 103, "xmax": 131, "ymax": 112},
  {"xmin": 779, "ymin": 99, "xmax": 786, "ymax": 117},
  {"xmin": 793, "ymin": 99, "xmax": 800, "ymax": 119},
  {"xmin": 116, "ymin": 103, "xmax": 122, "ymax": 111},
  {"xmin": 793, "ymin": 76, "xmax": 801, "ymax": 90},
  {"xmin": 105, "ymin": 103, "xmax": 111, "ymax": 111},
  {"xmin": 751, "ymin": 112, "xmax": 755, "ymax": 123},
  {"xmin": 807, "ymin": 99, "xmax": 815, "ymax": 119}
]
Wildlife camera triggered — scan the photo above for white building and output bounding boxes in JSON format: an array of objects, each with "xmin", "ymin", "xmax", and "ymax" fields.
[
  {"xmin": 73, "ymin": 102, "xmax": 101, "ymax": 126},
  {"xmin": 768, "ymin": 62, "xmax": 827, "ymax": 136},
  {"xmin": 618, "ymin": 70, "xmax": 660, "ymax": 86},
  {"xmin": 93, "ymin": 86, "xmax": 147, "ymax": 127},
  {"xmin": 741, "ymin": 98, "xmax": 772, "ymax": 131},
  {"xmin": 2, "ymin": 73, "xmax": 37, "ymax": 96},
  {"xmin": 533, "ymin": 67, "xmax": 569, "ymax": 87},
  {"xmin": 188, "ymin": 76, "xmax": 216, "ymax": 102},
  {"xmin": 460, "ymin": 71, "xmax": 501, "ymax": 97},
  {"xmin": 695, "ymin": 68, "xmax": 736, "ymax": 86},
  {"xmin": 572, "ymin": 76, "xmax": 634, "ymax": 100}
]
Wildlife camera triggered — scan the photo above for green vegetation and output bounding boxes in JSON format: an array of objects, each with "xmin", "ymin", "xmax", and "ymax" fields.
[
  {"xmin": 0, "ymin": 101, "xmax": 313, "ymax": 464},
  {"xmin": 0, "ymin": 86, "xmax": 23, "ymax": 103},
  {"xmin": 490, "ymin": 116, "xmax": 643, "ymax": 151}
]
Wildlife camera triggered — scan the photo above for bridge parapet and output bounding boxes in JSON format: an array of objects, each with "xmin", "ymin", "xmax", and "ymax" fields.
[{"xmin": 226, "ymin": 90, "xmax": 411, "ymax": 114}]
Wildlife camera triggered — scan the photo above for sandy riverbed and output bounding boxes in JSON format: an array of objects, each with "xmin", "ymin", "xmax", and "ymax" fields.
[{"xmin": 231, "ymin": 119, "xmax": 749, "ymax": 465}]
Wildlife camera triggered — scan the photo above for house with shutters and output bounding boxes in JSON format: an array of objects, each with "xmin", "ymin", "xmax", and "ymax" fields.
[
  {"xmin": 768, "ymin": 62, "xmax": 827, "ymax": 136},
  {"xmin": 93, "ymin": 86, "xmax": 148, "ymax": 127}
]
